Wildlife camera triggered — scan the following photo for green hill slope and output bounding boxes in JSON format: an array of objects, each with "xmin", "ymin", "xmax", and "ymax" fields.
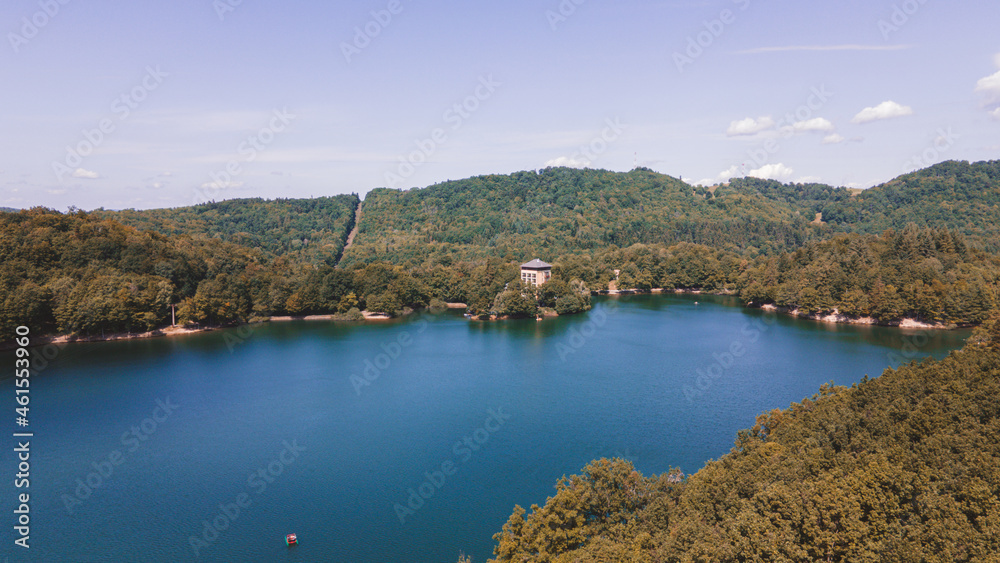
[
  {"xmin": 825, "ymin": 160, "xmax": 1000, "ymax": 250},
  {"xmin": 96, "ymin": 194, "xmax": 360, "ymax": 265},
  {"xmin": 483, "ymin": 317, "xmax": 1000, "ymax": 563},
  {"xmin": 342, "ymin": 161, "xmax": 1000, "ymax": 268},
  {"xmin": 341, "ymin": 167, "xmax": 828, "ymax": 267}
]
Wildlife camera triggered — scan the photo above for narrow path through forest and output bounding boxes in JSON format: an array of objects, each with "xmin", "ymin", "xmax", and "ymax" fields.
[{"xmin": 338, "ymin": 199, "xmax": 363, "ymax": 266}]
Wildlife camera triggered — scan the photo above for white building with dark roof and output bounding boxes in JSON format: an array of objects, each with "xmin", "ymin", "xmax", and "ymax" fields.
[{"xmin": 520, "ymin": 259, "xmax": 552, "ymax": 287}]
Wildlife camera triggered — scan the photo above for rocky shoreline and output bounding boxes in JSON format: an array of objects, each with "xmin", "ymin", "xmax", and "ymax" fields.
[
  {"xmin": 7, "ymin": 292, "xmax": 958, "ymax": 350},
  {"xmin": 595, "ymin": 287, "xmax": 955, "ymax": 330}
]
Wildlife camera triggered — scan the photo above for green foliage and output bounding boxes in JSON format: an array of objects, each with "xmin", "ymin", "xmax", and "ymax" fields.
[
  {"xmin": 6, "ymin": 161, "xmax": 1000, "ymax": 337},
  {"xmin": 492, "ymin": 282, "xmax": 539, "ymax": 318},
  {"xmin": 97, "ymin": 195, "xmax": 360, "ymax": 265},
  {"xmin": 487, "ymin": 321, "xmax": 1000, "ymax": 562},
  {"xmin": 0, "ymin": 208, "xmax": 275, "ymax": 335},
  {"xmin": 736, "ymin": 228, "xmax": 1000, "ymax": 324},
  {"xmin": 341, "ymin": 167, "xmax": 827, "ymax": 269},
  {"xmin": 823, "ymin": 160, "xmax": 1000, "ymax": 251}
]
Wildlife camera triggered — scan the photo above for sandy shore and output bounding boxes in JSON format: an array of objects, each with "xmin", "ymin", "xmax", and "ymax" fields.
[
  {"xmin": 759, "ymin": 304, "xmax": 949, "ymax": 329},
  {"xmin": 595, "ymin": 288, "xmax": 953, "ymax": 330},
  {"xmin": 12, "ymin": 306, "xmax": 436, "ymax": 348}
]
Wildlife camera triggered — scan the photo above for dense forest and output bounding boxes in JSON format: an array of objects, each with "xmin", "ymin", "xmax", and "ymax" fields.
[
  {"xmin": 340, "ymin": 167, "xmax": 828, "ymax": 266},
  {"xmin": 0, "ymin": 209, "xmax": 592, "ymax": 336},
  {"xmin": 2, "ymin": 160, "xmax": 999, "ymax": 338},
  {"xmin": 342, "ymin": 160, "xmax": 1000, "ymax": 267},
  {"xmin": 475, "ymin": 315, "xmax": 1000, "ymax": 562},
  {"xmin": 4, "ymin": 160, "xmax": 1000, "ymax": 560},
  {"xmin": 95, "ymin": 195, "xmax": 360, "ymax": 265}
]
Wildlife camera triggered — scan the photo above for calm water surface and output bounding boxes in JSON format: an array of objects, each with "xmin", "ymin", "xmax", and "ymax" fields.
[{"xmin": 1, "ymin": 294, "xmax": 970, "ymax": 562}]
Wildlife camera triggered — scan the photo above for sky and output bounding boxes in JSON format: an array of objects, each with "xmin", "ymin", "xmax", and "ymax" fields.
[{"xmin": 1, "ymin": 0, "xmax": 998, "ymax": 211}]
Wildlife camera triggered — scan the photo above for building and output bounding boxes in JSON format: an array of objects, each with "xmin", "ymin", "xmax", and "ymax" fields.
[{"xmin": 520, "ymin": 259, "xmax": 552, "ymax": 287}]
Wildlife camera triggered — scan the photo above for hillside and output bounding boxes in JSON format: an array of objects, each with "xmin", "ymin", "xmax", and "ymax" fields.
[
  {"xmin": 96, "ymin": 194, "xmax": 360, "ymax": 265},
  {"xmin": 342, "ymin": 161, "xmax": 1000, "ymax": 269},
  {"xmin": 4, "ymin": 161, "xmax": 1000, "ymax": 336},
  {"xmin": 0, "ymin": 208, "xmax": 280, "ymax": 336},
  {"xmin": 482, "ymin": 316, "xmax": 1000, "ymax": 562},
  {"xmin": 825, "ymin": 160, "xmax": 1000, "ymax": 250},
  {"xmin": 340, "ymin": 167, "xmax": 829, "ymax": 267}
]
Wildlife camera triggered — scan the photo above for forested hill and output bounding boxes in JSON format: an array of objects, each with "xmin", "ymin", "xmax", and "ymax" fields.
[
  {"xmin": 480, "ymin": 316, "xmax": 1000, "ymax": 562},
  {"xmin": 95, "ymin": 195, "xmax": 359, "ymax": 265},
  {"xmin": 825, "ymin": 160, "xmax": 1000, "ymax": 250},
  {"xmin": 704, "ymin": 160, "xmax": 1000, "ymax": 251},
  {"xmin": 3, "ymin": 160, "xmax": 1000, "ymax": 337},
  {"xmin": 340, "ymin": 167, "xmax": 829, "ymax": 267},
  {"xmin": 341, "ymin": 160, "xmax": 1000, "ymax": 268}
]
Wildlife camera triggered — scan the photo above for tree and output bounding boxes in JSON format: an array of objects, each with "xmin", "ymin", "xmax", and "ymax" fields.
[{"xmin": 491, "ymin": 283, "xmax": 538, "ymax": 318}]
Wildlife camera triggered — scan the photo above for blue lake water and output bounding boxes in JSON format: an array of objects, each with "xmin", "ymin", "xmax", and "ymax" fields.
[{"xmin": 1, "ymin": 294, "xmax": 971, "ymax": 562}]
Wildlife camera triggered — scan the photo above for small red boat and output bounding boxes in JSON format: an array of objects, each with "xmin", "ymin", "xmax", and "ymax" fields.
[{"xmin": 286, "ymin": 533, "xmax": 298, "ymax": 546}]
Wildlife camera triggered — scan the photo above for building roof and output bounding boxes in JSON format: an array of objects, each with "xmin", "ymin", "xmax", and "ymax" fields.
[{"xmin": 521, "ymin": 258, "xmax": 552, "ymax": 270}]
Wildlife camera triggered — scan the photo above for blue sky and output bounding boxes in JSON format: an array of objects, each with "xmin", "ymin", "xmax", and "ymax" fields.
[{"xmin": 2, "ymin": 0, "xmax": 998, "ymax": 210}]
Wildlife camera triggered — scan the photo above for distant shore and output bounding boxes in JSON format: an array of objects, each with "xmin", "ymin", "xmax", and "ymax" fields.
[
  {"xmin": 595, "ymin": 287, "xmax": 955, "ymax": 330},
  {"xmin": 7, "ymin": 303, "xmax": 470, "ymax": 349},
  {"xmin": 5, "ymin": 292, "xmax": 957, "ymax": 350}
]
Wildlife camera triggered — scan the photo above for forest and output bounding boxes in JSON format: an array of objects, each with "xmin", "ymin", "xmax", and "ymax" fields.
[
  {"xmin": 3, "ymin": 160, "xmax": 1000, "ymax": 561},
  {"xmin": 1, "ymin": 160, "xmax": 999, "ymax": 337},
  {"xmin": 95, "ymin": 194, "xmax": 360, "ymax": 265},
  {"xmin": 474, "ymin": 315, "xmax": 1000, "ymax": 562}
]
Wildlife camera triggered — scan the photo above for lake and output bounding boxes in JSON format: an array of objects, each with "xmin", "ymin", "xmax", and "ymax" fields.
[{"xmin": 1, "ymin": 294, "xmax": 971, "ymax": 562}]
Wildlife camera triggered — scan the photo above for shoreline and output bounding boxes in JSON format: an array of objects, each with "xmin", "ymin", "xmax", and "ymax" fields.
[
  {"xmin": 594, "ymin": 287, "xmax": 957, "ymax": 330},
  {"xmin": 6, "ymin": 292, "xmax": 962, "ymax": 349},
  {"xmin": 6, "ymin": 304, "xmax": 470, "ymax": 349}
]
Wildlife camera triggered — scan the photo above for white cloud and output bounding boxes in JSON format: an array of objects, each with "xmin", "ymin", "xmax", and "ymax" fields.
[
  {"xmin": 544, "ymin": 156, "xmax": 589, "ymax": 168},
  {"xmin": 72, "ymin": 168, "xmax": 100, "ymax": 179},
  {"xmin": 975, "ymin": 55, "xmax": 1000, "ymax": 112},
  {"xmin": 749, "ymin": 163, "xmax": 794, "ymax": 181},
  {"xmin": 695, "ymin": 165, "xmax": 741, "ymax": 187},
  {"xmin": 790, "ymin": 117, "xmax": 835, "ymax": 133},
  {"xmin": 976, "ymin": 70, "xmax": 1000, "ymax": 96},
  {"xmin": 738, "ymin": 44, "xmax": 913, "ymax": 54},
  {"xmin": 726, "ymin": 116, "xmax": 775, "ymax": 136},
  {"xmin": 851, "ymin": 101, "xmax": 914, "ymax": 124},
  {"xmin": 822, "ymin": 133, "xmax": 846, "ymax": 144}
]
